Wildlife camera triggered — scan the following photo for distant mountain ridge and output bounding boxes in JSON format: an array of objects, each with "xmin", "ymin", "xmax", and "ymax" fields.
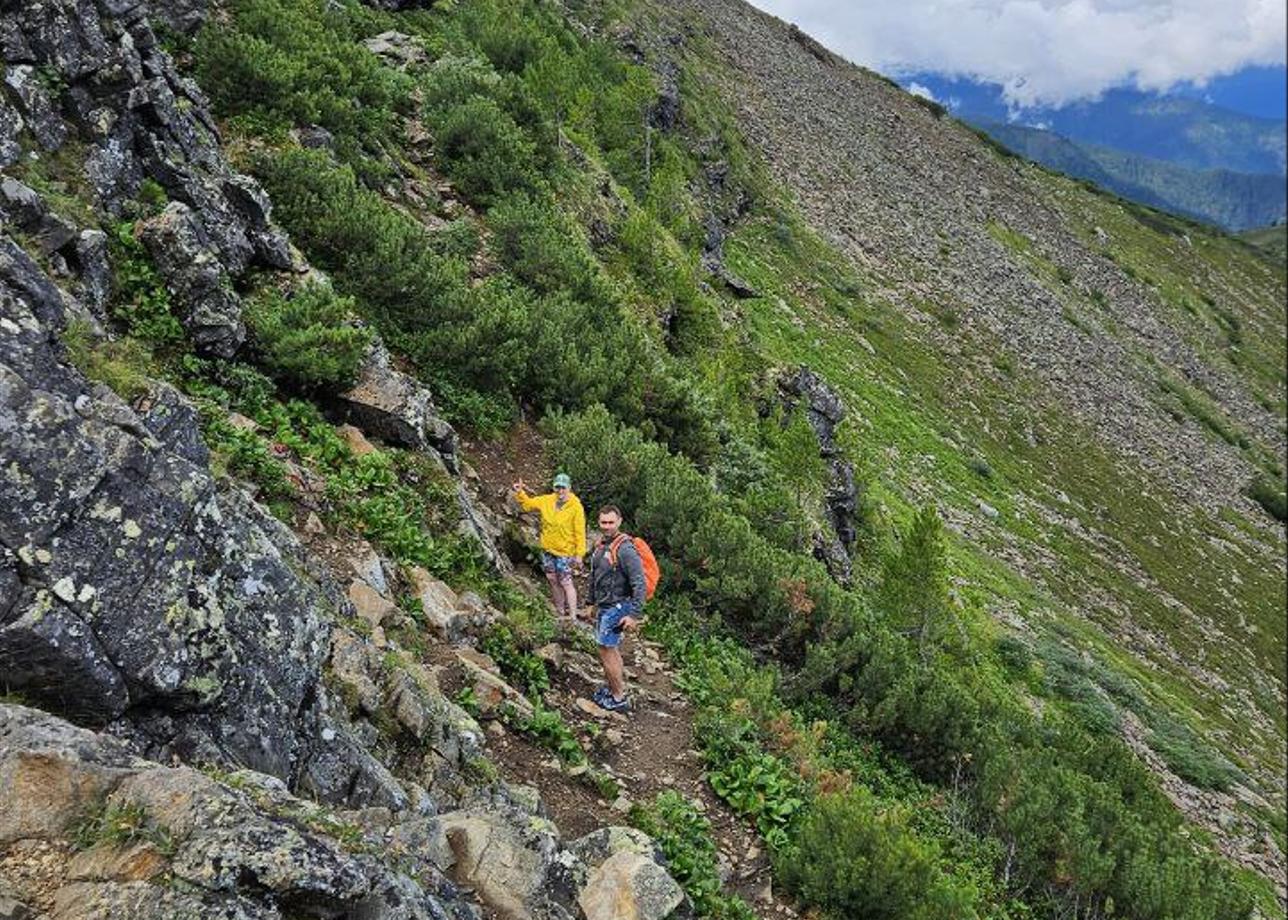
[
  {"xmin": 904, "ymin": 75, "xmax": 1287, "ymax": 175},
  {"xmin": 978, "ymin": 119, "xmax": 1288, "ymax": 231}
]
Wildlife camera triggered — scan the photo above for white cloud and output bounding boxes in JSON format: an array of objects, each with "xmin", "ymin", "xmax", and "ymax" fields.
[
  {"xmin": 747, "ymin": 0, "xmax": 1288, "ymax": 109},
  {"xmin": 907, "ymin": 81, "xmax": 939, "ymax": 102}
]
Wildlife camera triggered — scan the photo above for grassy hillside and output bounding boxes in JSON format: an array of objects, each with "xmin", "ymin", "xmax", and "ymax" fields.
[
  {"xmin": 1241, "ymin": 223, "xmax": 1288, "ymax": 262},
  {"xmin": 978, "ymin": 120, "xmax": 1288, "ymax": 231},
  {"xmin": 83, "ymin": 0, "xmax": 1283, "ymax": 916}
]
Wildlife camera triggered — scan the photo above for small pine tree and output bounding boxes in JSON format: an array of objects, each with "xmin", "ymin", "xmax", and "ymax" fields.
[{"xmin": 877, "ymin": 505, "xmax": 960, "ymax": 661}]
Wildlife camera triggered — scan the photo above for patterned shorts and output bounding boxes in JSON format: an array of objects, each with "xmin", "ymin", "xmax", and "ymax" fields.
[{"xmin": 541, "ymin": 552, "xmax": 575, "ymax": 576}]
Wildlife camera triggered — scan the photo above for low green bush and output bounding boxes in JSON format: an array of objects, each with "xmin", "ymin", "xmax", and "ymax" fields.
[
  {"xmin": 774, "ymin": 788, "xmax": 976, "ymax": 920},
  {"xmin": 630, "ymin": 791, "xmax": 757, "ymax": 919},
  {"xmin": 1246, "ymin": 475, "xmax": 1287, "ymax": 523},
  {"xmin": 194, "ymin": 0, "xmax": 411, "ymax": 162},
  {"xmin": 429, "ymin": 95, "xmax": 540, "ymax": 206},
  {"xmin": 244, "ymin": 282, "xmax": 371, "ymax": 391}
]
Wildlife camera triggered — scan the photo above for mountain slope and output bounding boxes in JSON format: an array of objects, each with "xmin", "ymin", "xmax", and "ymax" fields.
[
  {"xmin": 2, "ymin": 0, "xmax": 1285, "ymax": 918},
  {"xmin": 627, "ymin": 0, "xmax": 1286, "ymax": 882},
  {"xmin": 976, "ymin": 120, "xmax": 1288, "ymax": 231}
]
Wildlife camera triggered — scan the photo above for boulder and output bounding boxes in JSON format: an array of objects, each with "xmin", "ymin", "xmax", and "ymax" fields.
[
  {"xmin": 69, "ymin": 230, "xmax": 112, "ymax": 316},
  {"xmin": 328, "ymin": 628, "xmax": 385, "ymax": 716},
  {"xmin": 407, "ymin": 566, "xmax": 472, "ymax": 642},
  {"xmin": 338, "ymin": 422, "xmax": 379, "ymax": 457},
  {"xmin": 349, "ymin": 579, "xmax": 399, "ymax": 631},
  {"xmin": 0, "ymin": 95, "xmax": 24, "ymax": 169},
  {"xmin": 0, "ymin": 705, "xmax": 474, "ymax": 919},
  {"xmin": 433, "ymin": 807, "xmax": 579, "ymax": 919},
  {"xmin": 140, "ymin": 0, "xmax": 212, "ymax": 35},
  {"xmin": 137, "ymin": 202, "xmax": 245, "ymax": 358},
  {"xmin": 384, "ymin": 668, "xmax": 483, "ymax": 772},
  {"xmin": 363, "ymin": 31, "xmax": 429, "ymax": 69},
  {"xmin": 3, "ymin": 65, "xmax": 67, "ymax": 151},
  {"xmin": 0, "ymin": 246, "xmax": 388, "ymax": 810},
  {"xmin": 577, "ymin": 850, "xmax": 685, "ymax": 920},
  {"xmin": 455, "ymin": 650, "xmax": 534, "ymax": 723},
  {"xmin": 0, "ymin": 178, "xmax": 77, "ymax": 255},
  {"xmin": 331, "ymin": 341, "xmax": 458, "ymax": 466}
]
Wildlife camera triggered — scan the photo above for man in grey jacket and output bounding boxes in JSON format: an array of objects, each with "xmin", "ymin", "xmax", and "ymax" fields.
[{"xmin": 584, "ymin": 505, "xmax": 645, "ymax": 712}]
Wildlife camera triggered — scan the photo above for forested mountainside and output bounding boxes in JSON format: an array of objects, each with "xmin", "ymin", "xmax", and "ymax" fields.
[
  {"xmin": 970, "ymin": 121, "xmax": 1288, "ymax": 232},
  {"xmin": 1, "ymin": 1, "xmax": 1285, "ymax": 920}
]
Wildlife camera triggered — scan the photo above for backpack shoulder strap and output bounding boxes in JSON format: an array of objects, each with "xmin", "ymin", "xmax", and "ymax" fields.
[{"xmin": 607, "ymin": 533, "xmax": 631, "ymax": 566}]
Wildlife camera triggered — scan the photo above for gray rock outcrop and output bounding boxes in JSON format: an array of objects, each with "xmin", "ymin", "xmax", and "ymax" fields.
[
  {"xmin": 0, "ymin": 704, "xmax": 479, "ymax": 920},
  {"xmin": 0, "ymin": 241, "xmax": 399, "ymax": 809},
  {"xmin": 779, "ymin": 366, "xmax": 860, "ymax": 581}
]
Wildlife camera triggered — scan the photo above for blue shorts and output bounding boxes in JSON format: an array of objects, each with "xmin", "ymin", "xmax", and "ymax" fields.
[
  {"xmin": 542, "ymin": 553, "xmax": 575, "ymax": 576},
  {"xmin": 596, "ymin": 601, "xmax": 638, "ymax": 648}
]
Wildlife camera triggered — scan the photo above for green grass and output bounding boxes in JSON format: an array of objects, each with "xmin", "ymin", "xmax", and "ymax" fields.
[{"xmin": 71, "ymin": 799, "xmax": 176, "ymax": 856}]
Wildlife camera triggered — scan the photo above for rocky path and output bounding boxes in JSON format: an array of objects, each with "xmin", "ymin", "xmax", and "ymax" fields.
[
  {"xmin": 487, "ymin": 631, "xmax": 794, "ymax": 917},
  {"xmin": 459, "ymin": 425, "xmax": 798, "ymax": 918}
]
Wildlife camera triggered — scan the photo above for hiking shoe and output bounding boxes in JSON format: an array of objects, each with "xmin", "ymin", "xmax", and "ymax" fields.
[
  {"xmin": 592, "ymin": 685, "xmax": 611, "ymax": 705},
  {"xmin": 599, "ymin": 694, "xmax": 631, "ymax": 713}
]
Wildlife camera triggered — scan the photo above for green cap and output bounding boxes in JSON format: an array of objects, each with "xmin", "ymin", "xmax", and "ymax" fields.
[{"xmin": 553, "ymin": 473, "xmax": 572, "ymax": 489}]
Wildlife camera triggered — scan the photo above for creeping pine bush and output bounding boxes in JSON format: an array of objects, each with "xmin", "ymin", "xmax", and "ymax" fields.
[
  {"xmin": 774, "ymin": 788, "xmax": 976, "ymax": 920},
  {"xmin": 1246, "ymin": 475, "xmax": 1287, "ymax": 522},
  {"xmin": 244, "ymin": 282, "xmax": 371, "ymax": 391},
  {"xmin": 194, "ymin": 0, "xmax": 411, "ymax": 159},
  {"xmin": 429, "ymin": 96, "xmax": 541, "ymax": 206}
]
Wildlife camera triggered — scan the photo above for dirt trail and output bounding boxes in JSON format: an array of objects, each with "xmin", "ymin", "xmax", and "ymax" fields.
[{"xmin": 460, "ymin": 424, "xmax": 798, "ymax": 917}]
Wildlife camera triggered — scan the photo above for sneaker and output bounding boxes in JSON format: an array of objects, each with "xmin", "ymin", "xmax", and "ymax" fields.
[
  {"xmin": 599, "ymin": 694, "xmax": 631, "ymax": 713},
  {"xmin": 592, "ymin": 685, "xmax": 611, "ymax": 705}
]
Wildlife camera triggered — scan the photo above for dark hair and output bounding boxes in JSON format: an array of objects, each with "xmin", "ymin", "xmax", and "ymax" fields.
[{"xmin": 597, "ymin": 505, "xmax": 622, "ymax": 520}]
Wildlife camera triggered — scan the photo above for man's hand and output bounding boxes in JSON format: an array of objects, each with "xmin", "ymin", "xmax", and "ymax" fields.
[
  {"xmin": 620, "ymin": 616, "xmax": 640, "ymax": 633},
  {"xmin": 511, "ymin": 478, "xmax": 528, "ymax": 493},
  {"xmin": 582, "ymin": 605, "xmax": 596, "ymax": 623}
]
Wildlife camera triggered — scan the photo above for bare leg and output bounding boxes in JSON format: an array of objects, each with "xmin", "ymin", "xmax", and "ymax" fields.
[
  {"xmin": 558, "ymin": 572, "xmax": 577, "ymax": 619},
  {"xmin": 598, "ymin": 644, "xmax": 627, "ymax": 699},
  {"xmin": 545, "ymin": 570, "xmax": 567, "ymax": 617}
]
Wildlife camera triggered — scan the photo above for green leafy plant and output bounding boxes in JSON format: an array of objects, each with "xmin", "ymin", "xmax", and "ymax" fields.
[
  {"xmin": 630, "ymin": 791, "xmax": 758, "ymax": 920},
  {"xmin": 517, "ymin": 703, "xmax": 585, "ymax": 766},
  {"xmin": 108, "ymin": 222, "xmax": 186, "ymax": 347},
  {"xmin": 706, "ymin": 750, "xmax": 804, "ymax": 849}
]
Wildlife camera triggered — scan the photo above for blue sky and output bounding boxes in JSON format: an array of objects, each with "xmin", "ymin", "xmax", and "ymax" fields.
[
  {"xmin": 748, "ymin": 1, "xmax": 1288, "ymax": 114},
  {"xmin": 1172, "ymin": 66, "xmax": 1286, "ymax": 120}
]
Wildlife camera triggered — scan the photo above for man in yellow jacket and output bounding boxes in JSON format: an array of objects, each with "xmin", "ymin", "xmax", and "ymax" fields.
[{"xmin": 512, "ymin": 473, "xmax": 587, "ymax": 620}]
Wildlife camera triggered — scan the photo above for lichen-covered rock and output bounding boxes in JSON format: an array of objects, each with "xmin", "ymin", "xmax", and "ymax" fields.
[
  {"xmin": 137, "ymin": 202, "xmax": 245, "ymax": 357},
  {"xmin": 0, "ymin": 705, "xmax": 476, "ymax": 920},
  {"xmin": 0, "ymin": 177, "xmax": 77, "ymax": 255},
  {"xmin": 2, "ymin": 65, "xmax": 67, "ymax": 151},
  {"xmin": 68, "ymin": 229, "xmax": 112, "ymax": 316},
  {"xmin": 3, "ymin": 0, "xmax": 293, "ymax": 299},
  {"xmin": 0, "ymin": 239, "xmax": 392, "ymax": 810},
  {"xmin": 0, "ymin": 94, "xmax": 25, "ymax": 168},
  {"xmin": 332, "ymin": 340, "xmax": 458, "ymax": 463},
  {"xmin": 432, "ymin": 806, "xmax": 580, "ymax": 920},
  {"xmin": 577, "ymin": 850, "xmax": 686, "ymax": 920},
  {"xmin": 777, "ymin": 365, "xmax": 859, "ymax": 581}
]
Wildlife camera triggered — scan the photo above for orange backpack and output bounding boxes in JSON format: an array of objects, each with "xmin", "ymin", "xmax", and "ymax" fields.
[{"xmin": 607, "ymin": 533, "xmax": 660, "ymax": 602}]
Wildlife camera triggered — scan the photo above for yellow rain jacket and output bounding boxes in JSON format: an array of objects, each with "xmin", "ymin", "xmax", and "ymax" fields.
[{"xmin": 516, "ymin": 490, "xmax": 587, "ymax": 559}]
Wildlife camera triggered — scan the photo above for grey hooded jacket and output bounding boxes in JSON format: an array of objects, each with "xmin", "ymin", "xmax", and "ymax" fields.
[{"xmin": 588, "ymin": 535, "xmax": 646, "ymax": 609}]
